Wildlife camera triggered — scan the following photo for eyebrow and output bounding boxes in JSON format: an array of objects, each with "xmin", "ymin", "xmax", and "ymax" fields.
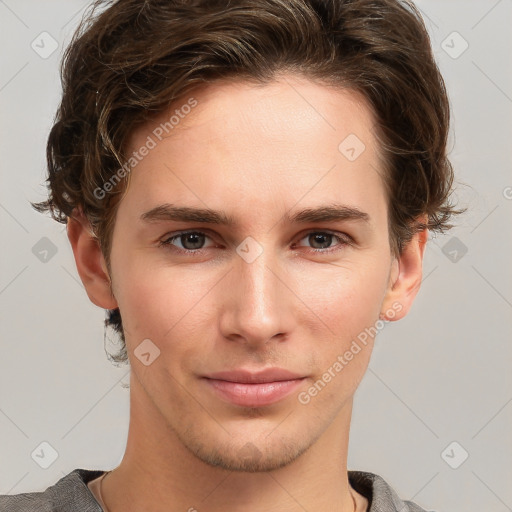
[{"xmin": 140, "ymin": 203, "xmax": 370, "ymax": 226}]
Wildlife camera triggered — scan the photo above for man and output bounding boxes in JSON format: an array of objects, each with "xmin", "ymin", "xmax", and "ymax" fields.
[{"xmin": 1, "ymin": 0, "xmax": 459, "ymax": 510}]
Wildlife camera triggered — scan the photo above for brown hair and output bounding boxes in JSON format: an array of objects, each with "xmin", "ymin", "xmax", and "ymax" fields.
[{"xmin": 32, "ymin": 0, "xmax": 461, "ymax": 365}]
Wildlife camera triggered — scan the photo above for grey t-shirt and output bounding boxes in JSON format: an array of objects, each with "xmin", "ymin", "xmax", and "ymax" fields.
[{"xmin": 0, "ymin": 468, "xmax": 434, "ymax": 511}]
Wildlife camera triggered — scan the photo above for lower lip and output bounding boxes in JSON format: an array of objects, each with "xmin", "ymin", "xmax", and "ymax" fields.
[{"xmin": 203, "ymin": 378, "xmax": 305, "ymax": 407}]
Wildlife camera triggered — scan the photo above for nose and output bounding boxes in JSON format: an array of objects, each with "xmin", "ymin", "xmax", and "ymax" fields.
[{"xmin": 218, "ymin": 246, "xmax": 295, "ymax": 347}]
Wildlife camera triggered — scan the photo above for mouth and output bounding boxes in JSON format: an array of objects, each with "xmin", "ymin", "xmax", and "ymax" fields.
[{"xmin": 201, "ymin": 368, "xmax": 307, "ymax": 407}]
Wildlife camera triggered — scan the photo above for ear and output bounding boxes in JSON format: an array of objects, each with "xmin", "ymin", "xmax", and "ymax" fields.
[
  {"xmin": 66, "ymin": 209, "xmax": 118, "ymax": 310},
  {"xmin": 380, "ymin": 225, "xmax": 428, "ymax": 321}
]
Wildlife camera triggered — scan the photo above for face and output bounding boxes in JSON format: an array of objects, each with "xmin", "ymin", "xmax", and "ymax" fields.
[{"xmin": 99, "ymin": 74, "xmax": 413, "ymax": 472}]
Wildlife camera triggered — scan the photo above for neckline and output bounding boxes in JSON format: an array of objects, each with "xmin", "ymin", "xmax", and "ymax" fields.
[{"xmin": 86, "ymin": 471, "xmax": 110, "ymax": 511}]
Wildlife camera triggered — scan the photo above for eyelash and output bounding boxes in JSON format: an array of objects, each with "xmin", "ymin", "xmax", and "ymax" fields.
[{"xmin": 158, "ymin": 230, "xmax": 352, "ymax": 256}]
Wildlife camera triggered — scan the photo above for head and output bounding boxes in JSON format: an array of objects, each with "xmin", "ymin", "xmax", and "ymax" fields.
[{"xmin": 33, "ymin": 0, "xmax": 459, "ymax": 472}]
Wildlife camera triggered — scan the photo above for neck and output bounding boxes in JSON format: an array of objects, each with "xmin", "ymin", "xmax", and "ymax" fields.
[{"xmin": 101, "ymin": 373, "xmax": 358, "ymax": 512}]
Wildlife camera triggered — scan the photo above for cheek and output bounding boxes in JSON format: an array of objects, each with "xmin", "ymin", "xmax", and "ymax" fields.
[
  {"xmin": 111, "ymin": 252, "xmax": 219, "ymax": 354},
  {"xmin": 291, "ymin": 257, "xmax": 389, "ymax": 341},
  {"xmin": 293, "ymin": 266, "xmax": 386, "ymax": 409}
]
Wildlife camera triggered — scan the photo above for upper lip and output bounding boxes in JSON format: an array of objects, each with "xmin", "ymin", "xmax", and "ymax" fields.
[{"xmin": 203, "ymin": 368, "xmax": 305, "ymax": 384}]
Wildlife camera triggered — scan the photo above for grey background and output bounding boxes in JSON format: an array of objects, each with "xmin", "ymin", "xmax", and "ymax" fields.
[{"xmin": 0, "ymin": 1, "xmax": 511, "ymax": 510}]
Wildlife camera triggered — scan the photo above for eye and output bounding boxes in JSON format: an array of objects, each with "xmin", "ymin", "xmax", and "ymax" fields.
[
  {"xmin": 158, "ymin": 229, "xmax": 352, "ymax": 255},
  {"xmin": 294, "ymin": 231, "xmax": 351, "ymax": 253},
  {"xmin": 159, "ymin": 231, "xmax": 215, "ymax": 253}
]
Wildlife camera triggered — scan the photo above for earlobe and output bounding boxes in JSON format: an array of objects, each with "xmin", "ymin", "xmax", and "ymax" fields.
[
  {"xmin": 380, "ymin": 227, "xmax": 428, "ymax": 322},
  {"xmin": 66, "ymin": 209, "xmax": 118, "ymax": 310}
]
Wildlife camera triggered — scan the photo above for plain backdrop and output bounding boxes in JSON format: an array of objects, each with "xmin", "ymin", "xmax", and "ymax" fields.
[{"xmin": 0, "ymin": 1, "xmax": 511, "ymax": 511}]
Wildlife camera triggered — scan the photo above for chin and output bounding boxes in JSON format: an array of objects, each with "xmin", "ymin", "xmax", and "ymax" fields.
[{"xmin": 181, "ymin": 430, "xmax": 313, "ymax": 473}]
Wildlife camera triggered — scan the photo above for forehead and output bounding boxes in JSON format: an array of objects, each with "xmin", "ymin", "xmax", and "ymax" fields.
[
  {"xmin": 139, "ymin": 75, "xmax": 380, "ymax": 152},
  {"xmin": 120, "ymin": 75, "xmax": 387, "ymax": 223}
]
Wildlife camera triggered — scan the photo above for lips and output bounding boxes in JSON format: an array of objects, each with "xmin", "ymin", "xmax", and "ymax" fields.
[
  {"xmin": 204, "ymin": 368, "xmax": 304, "ymax": 384},
  {"xmin": 202, "ymin": 368, "xmax": 306, "ymax": 407}
]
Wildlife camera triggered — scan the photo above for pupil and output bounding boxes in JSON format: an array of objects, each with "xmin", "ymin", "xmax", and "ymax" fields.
[
  {"xmin": 182, "ymin": 233, "xmax": 204, "ymax": 250},
  {"xmin": 311, "ymin": 233, "xmax": 331, "ymax": 249}
]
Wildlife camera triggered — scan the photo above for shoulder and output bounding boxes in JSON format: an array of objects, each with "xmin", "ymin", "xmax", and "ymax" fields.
[
  {"xmin": 0, "ymin": 469, "xmax": 105, "ymax": 512},
  {"xmin": 348, "ymin": 470, "xmax": 437, "ymax": 512}
]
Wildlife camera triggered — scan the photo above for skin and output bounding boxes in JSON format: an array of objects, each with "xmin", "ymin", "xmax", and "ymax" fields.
[{"xmin": 67, "ymin": 74, "xmax": 427, "ymax": 512}]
